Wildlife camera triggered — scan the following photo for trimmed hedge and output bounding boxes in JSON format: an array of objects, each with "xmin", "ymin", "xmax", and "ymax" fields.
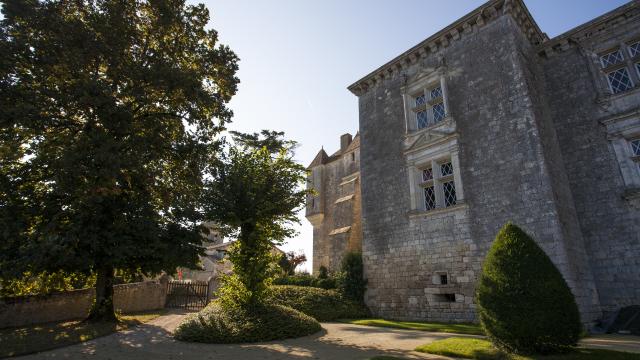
[
  {"xmin": 273, "ymin": 273, "xmax": 337, "ymax": 289},
  {"xmin": 174, "ymin": 301, "xmax": 321, "ymax": 343},
  {"xmin": 476, "ymin": 223, "xmax": 581, "ymax": 354},
  {"xmin": 269, "ymin": 285, "xmax": 369, "ymax": 321},
  {"xmin": 338, "ymin": 252, "xmax": 367, "ymax": 303}
]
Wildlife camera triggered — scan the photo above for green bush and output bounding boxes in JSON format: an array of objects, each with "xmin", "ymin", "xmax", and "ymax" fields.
[
  {"xmin": 338, "ymin": 252, "xmax": 367, "ymax": 303},
  {"xmin": 174, "ymin": 300, "xmax": 321, "ymax": 343},
  {"xmin": 476, "ymin": 223, "xmax": 581, "ymax": 354},
  {"xmin": 273, "ymin": 273, "xmax": 337, "ymax": 289},
  {"xmin": 269, "ymin": 285, "xmax": 369, "ymax": 321},
  {"xmin": 318, "ymin": 265, "xmax": 329, "ymax": 279},
  {"xmin": 0, "ymin": 271, "xmax": 95, "ymax": 297}
]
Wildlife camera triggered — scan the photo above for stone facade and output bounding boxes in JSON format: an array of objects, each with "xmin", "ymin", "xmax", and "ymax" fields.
[
  {"xmin": 306, "ymin": 133, "xmax": 363, "ymax": 273},
  {"xmin": 307, "ymin": 0, "xmax": 640, "ymax": 327}
]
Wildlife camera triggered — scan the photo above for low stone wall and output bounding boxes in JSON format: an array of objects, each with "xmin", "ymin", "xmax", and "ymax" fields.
[
  {"xmin": 113, "ymin": 281, "xmax": 166, "ymax": 313},
  {"xmin": 0, "ymin": 280, "xmax": 166, "ymax": 328}
]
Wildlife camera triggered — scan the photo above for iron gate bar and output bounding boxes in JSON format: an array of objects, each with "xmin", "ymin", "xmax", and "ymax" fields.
[{"xmin": 165, "ymin": 280, "xmax": 210, "ymax": 310}]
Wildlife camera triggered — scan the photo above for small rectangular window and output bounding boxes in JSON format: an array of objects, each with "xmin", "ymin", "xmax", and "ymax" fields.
[
  {"xmin": 422, "ymin": 168, "xmax": 433, "ymax": 182},
  {"xmin": 631, "ymin": 139, "xmax": 640, "ymax": 157},
  {"xmin": 443, "ymin": 181, "xmax": 457, "ymax": 207},
  {"xmin": 424, "ymin": 186, "xmax": 436, "ymax": 210},
  {"xmin": 432, "ymin": 293, "xmax": 456, "ymax": 302},
  {"xmin": 600, "ymin": 49, "xmax": 624, "ymax": 68},
  {"xmin": 607, "ymin": 67, "xmax": 634, "ymax": 94},
  {"xmin": 415, "ymin": 94, "xmax": 427, "ymax": 106},
  {"xmin": 430, "ymin": 86, "xmax": 443, "ymax": 100},
  {"xmin": 417, "ymin": 110, "xmax": 429, "ymax": 129},
  {"xmin": 432, "ymin": 102, "xmax": 445, "ymax": 123},
  {"xmin": 440, "ymin": 274, "xmax": 448, "ymax": 285},
  {"xmin": 440, "ymin": 162, "xmax": 453, "ymax": 177},
  {"xmin": 628, "ymin": 41, "xmax": 640, "ymax": 58}
]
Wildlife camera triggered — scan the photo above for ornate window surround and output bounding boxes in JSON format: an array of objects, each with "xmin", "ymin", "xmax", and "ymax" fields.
[
  {"xmin": 401, "ymin": 68, "xmax": 452, "ymax": 134},
  {"xmin": 601, "ymin": 108, "xmax": 640, "ymax": 204},
  {"xmin": 404, "ymin": 133, "xmax": 465, "ymax": 214},
  {"xmin": 591, "ymin": 37, "xmax": 640, "ymax": 101}
]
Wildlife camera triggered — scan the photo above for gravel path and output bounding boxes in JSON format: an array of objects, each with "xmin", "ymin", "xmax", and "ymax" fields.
[
  {"xmin": 15, "ymin": 311, "xmax": 640, "ymax": 359},
  {"xmin": 14, "ymin": 311, "xmax": 455, "ymax": 359}
]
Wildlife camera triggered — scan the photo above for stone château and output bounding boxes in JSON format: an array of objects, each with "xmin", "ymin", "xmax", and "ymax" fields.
[
  {"xmin": 307, "ymin": 0, "xmax": 640, "ymax": 327},
  {"xmin": 306, "ymin": 133, "xmax": 362, "ymax": 273}
]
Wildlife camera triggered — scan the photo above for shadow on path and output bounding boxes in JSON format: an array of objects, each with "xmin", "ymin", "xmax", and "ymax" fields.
[{"xmin": 15, "ymin": 313, "xmax": 449, "ymax": 359}]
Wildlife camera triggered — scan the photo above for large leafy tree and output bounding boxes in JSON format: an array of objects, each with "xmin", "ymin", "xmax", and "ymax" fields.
[
  {"xmin": 0, "ymin": 0, "xmax": 239, "ymax": 321},
  {"xmin": 205, "ymin": 132, "xmax": 307, "ymax": 308}
]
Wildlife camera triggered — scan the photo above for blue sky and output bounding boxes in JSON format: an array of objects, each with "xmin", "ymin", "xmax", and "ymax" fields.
[{"xmin": 198, "ymin": 0, "xmax": 628, "ymax": 271}]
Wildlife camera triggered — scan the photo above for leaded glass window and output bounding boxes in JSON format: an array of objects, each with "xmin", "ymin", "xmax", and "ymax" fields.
[
  {"xmin": 430, "ymin": 86, "xmax": 443, "ymax": 100},
  {"xmin": 433, "ymin": 102, "xmax": 446, "ymax": 123},
  {"xmin": 424, "ymin": 186, "xmax": 436, "ymax": 210},
  {"xmin": 607, "ymin": 68, "xmax": 634, "ymax": 94},
  {"xmin": 440, "ymin": 162, "xmax": 453, "ymax": 177},
  {"xmin": 443, "ymin": 181, "xmax": 457, "ymax": 207},
  {"xmin": 600, "ymin": 49, "xmax": 624, "ymax": 68},
  {"xmin": 629, "ymin": 41, "xmax": 640, "ymax": 58},
  {"xmin": 422, "ymin": 168, "xmax": 433, "ymax": 182},
  {"xmin": 631, "ymin": 139, "xmax": 640, "ymax": 157},
  {"xmin": 417, "ymin": 110, "xmax": 429, "ymax": 129},
  {"xmin": 415, "ymin": 94, "xmax": 427, "ymax": 106}
]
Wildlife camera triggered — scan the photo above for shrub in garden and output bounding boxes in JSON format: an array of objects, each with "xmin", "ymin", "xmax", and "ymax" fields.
[
  {"xmin": 476, "ymin": 223, "xmax": 582, "ymax": 354},
  {"xmin": 338, "ymin": 252, "xmax": 367, "ymax": 303},
  {"xmin": 174, "ymin": 300, "xmax": 320, "ymax": 343},
  {"xmin": 269, "ymin": 285, "xmax": 369, "ymax": 321},
  {"xmin": 318, "ymin": 266, "xmax": 329, "ymax": 279},
  {"xmin": 273, "ymin": 271, "xmax": 337, "ymax": 289}
]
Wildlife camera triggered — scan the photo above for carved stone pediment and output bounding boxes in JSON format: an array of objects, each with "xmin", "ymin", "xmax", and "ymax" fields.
[{"xmin": 404, "ymin": 118, "xmax": 458, "ymax": 154}]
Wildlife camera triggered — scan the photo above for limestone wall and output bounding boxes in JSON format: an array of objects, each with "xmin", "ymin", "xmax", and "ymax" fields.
[
  {"xmin": 540, "ymin": 5, "xmax": 640, "ymax": 315},
  {"xmin": 308, "ymin": 137, "xmax": 362, "ymax": 273},
  {"xmin": 0, "ymin": 281, "xmax": 166, "ymax": 328},
  {"xmin": 355, "ymin": 8, "xmax": 609, "ymax": 325}
]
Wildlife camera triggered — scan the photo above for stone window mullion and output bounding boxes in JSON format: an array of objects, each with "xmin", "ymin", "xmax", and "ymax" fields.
[
  {"xmin": 433, "ymin": 159, "xmax": 445, "ymax": 208},
  {"xmin": 440, "ymin": 76, "xmax": 450, "ymax": 118},
  {"xmin": 451, "ymin": 151, "xmax": 464, "ymax": 202}
]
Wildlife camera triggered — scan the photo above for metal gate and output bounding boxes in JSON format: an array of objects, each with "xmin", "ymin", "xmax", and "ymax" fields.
[{"xmin": 165, "ymin": 280, "xmax": 210, "ymax": 310}]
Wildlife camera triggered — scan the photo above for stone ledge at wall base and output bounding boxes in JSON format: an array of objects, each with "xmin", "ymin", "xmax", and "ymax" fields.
[{"xmin": 0, "ymin": 280, "xmax": 167, "ymax": 328}]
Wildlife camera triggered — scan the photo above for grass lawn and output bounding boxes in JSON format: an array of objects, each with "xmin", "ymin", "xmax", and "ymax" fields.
[
  {"xmin": 0, "ymin": 310, "xmax": 165, "ymax": 358},
  {"xmin": 415, "ymin": 337, "xmax": 640, "ymax": 360},
  {"xmin": 342, "ymin": 318, "xmax": 484, "ymax": 335}
]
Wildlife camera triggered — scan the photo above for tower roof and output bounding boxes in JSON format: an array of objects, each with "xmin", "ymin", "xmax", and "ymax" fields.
[{"xmin": 307, "ymin": 148, "xmax": 329, "ymax": 169}]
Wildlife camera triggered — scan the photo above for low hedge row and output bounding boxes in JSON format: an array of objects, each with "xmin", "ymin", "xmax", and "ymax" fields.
[
  {"xmin": 268, "ymin": 285, "xmax": 369, "ymax": 321},
  {"xmin": 273, "ymin": 274, "xmax": 337, "ymax": 289}
]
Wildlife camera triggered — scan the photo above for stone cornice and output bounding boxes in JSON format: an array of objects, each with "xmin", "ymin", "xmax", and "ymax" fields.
[
  {"xmin": 348, "ymin": 0, "xmax": 546, "ymax": 96},
  {"xmin": 539, "ymin": 0, "xmax": 639, "ymax": 56}
]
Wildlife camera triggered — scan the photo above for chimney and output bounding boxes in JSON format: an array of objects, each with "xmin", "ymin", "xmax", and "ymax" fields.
[{"xmin": 340, "ymin": 133, "xmax": 352, "ymax": 152}]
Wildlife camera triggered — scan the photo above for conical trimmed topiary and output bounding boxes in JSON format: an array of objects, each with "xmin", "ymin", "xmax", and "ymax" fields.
[{"xmin": 476, "ymin": 223, "xmax": 582, "ymax": 354}]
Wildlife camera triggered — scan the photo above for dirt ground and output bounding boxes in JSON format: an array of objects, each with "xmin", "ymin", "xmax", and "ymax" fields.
[{"xmin": 14, "ymin": 311, "xmax": 640, "ymax": 360}]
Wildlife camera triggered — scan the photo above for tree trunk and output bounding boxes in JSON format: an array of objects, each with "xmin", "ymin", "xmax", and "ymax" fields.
[{"xmin": 87, "ymin": 265, "xmax": 117, "ymax": 322}]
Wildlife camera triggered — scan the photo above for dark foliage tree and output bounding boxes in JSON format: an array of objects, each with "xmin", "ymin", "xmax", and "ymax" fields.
[
  {"xmin": 229, "ymin": 130, "xmax": 295, "ymax": 154},
  {"xmin": 204, "ymin": 132, "xmax": 307, "ymax": 308},
  {"xmin": 476, "ymin": 223, "xmax": 582, "ymax": 354},
  {"xmin": 338, "ymin": 252, "xmax": 367, "ymax": 303},
  {"xmin": 0, "ymin": 0, "xmax": 238, "ymax": 321},
  {"xmin": 278, "ymin": 251, "xmax": 307, "ymax": 276}
]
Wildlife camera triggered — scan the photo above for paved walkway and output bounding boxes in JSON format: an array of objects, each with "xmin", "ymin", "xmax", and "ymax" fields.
[
  {"xmin": 580, "ymin": 334, "xmax": 640, "ymax": 354},
  {"xmin": 15, "ymin": 311, "xmax": 640, "ymax": 359},
  {"xmin": 14, "ymin": 311, "xmax": 455, "ymax": 359}
]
